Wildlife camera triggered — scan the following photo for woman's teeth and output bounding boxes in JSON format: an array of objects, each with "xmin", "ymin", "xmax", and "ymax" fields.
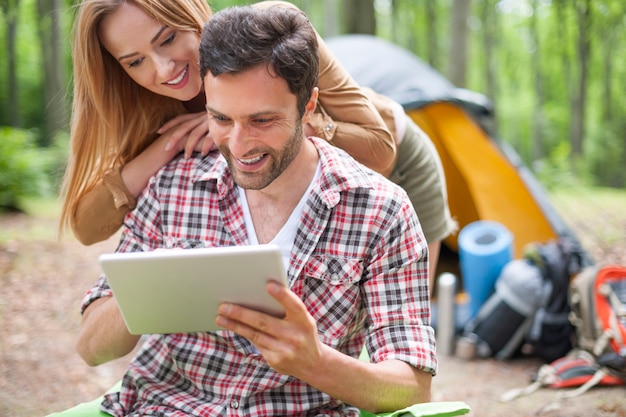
[{"xmin": 166, "ymin": 66, "xmax": 187, "ymax": 85}]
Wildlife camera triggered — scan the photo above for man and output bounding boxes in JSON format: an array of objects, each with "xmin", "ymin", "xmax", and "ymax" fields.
[{"xmin": 76, "ymin": 5, "xmax": 436, "ymax": 416}]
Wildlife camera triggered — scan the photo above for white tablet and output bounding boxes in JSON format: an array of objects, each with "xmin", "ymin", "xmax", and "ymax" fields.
[{"xmin": 99, "ymin": 244, "xmax": 288, "ymax": 334}]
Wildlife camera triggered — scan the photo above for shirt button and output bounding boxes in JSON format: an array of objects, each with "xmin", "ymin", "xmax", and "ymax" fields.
[
  {"xmin": 230, "ymin": 400, "xmax": 239, "ymax": 409},
  {"xmin": 330, "ymin": 273, "xmax": 340, "ymax": 284},
  {"xmin": 324, "ymin": 123, "xmax": 333, "ymax": 131}
]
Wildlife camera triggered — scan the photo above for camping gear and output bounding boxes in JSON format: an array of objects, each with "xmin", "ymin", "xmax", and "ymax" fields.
[
  {"xmin": 500, "ymin": 264, "xmax": 626, "ymax": 401},
  {"xmin": 569, "ymin": 264, "xmax": 626, "ymax": 361},
  {"xmin": 457, "ymin": 258, "xmax": 549, "ymax": 360},
  {"xmin": 568, "ymin": 264, "xmax": 626, "ymax": 382},
  {"xmin": 458, "ymin": 220, "xmax": 513, "ymax": 317},
  {"xmin": 436, "ymin": 272, "xmax": 458, "ymax": 356},
  {"xmin": 523, "ymin": 238, "xmax": 585, "ymax": 361},
  {"xmin": 457, "ymin": 238, "xmax": 585, "ymax": 361},
  {"xmin": 326, "ymin": 35, "xmax": 592, "ymax": 296},
  {"xmin": 500, "ymin": 349, "xmax": 625, "ymax": 402}
]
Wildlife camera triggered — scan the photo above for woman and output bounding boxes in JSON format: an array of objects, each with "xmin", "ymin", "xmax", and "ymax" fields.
[{"xmin": 60, "ymin": 0, "xmax": 454, "ymax": 283}]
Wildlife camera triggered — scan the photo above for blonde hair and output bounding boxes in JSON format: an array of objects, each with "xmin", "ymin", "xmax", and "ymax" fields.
[{"xmin": 59, "ymin": 0, "xmax": 212, "ymax": 235}]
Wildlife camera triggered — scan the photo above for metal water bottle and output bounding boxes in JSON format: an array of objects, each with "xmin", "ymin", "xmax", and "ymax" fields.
[{"xmin": 437, "ymin": 273, "xmax": 457, "ymax": 356}]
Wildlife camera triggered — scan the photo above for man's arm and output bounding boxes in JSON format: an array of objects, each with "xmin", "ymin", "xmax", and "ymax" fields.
[
  {"xmin": 216, "ymin": 282, "xmax": 431, "ymax": 413},
  {"xmin": 303, "ymin": 345, "xmax": 431, "ymax": 412},
  {"xmin": 75, "ymin": 296, "xmax": 141, "ymax": 367},
  {"xmin": 75, "ymin": 160, "xmax": 168, "ymax": 366}
]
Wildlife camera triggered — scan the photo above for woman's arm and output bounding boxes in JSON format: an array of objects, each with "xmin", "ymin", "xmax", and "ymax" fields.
[
  {"xmin": 312, "ymin": 36, "xmax": 397, "ymax": 177},
  {"xmin": 71, "ymin": 113, "xmax": 210, "ymax": 245},
  {"xmin": 71, "ymin": 134, "xmax": 178, "ymax": 245}
]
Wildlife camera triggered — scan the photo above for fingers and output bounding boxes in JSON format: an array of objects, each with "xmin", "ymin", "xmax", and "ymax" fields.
[
  {"xmin": 217, "ymin": 283, "xmax": 322, "ymax": 377},
  {"xmin": 215, "ymin": 283, "xmax": 297, "ymax": 335},
  {"xmin": 200, "ymin": 135, "xmax": 216, "ymax": 156},
  {"xmin": 216, "ymin": 303, "xmax": 280, "ymax": 348},
  {"xmin": 159, "ymin": 113, "xmax": 210, "ymax": 156},
  {"xmin": 157, "ymin": 112, "xmax": 201, "ymax": 134},
  {"xmin": 216, "ymin": 283, "xmax": 312, "ymax": 344},
  {"xmin": 183, "ymin": 122, "xmax": 212, "ymax": 158},
  {"xmin": 266, "ymin": 281, "xmax": 309, "ymax": 319}
]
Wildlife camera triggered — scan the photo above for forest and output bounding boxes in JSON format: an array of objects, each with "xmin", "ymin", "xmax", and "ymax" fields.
[{"xmin": 0, "ymin": 0, "xmax": 625, "ymax": 211}]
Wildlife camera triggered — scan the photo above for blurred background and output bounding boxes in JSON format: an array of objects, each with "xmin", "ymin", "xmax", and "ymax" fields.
[
  {"xmin": 1, "ymin": 0, "xmax": 625, "ymax": 215},
  {"xmin": 1, "ymin": 2, "xmax": 625, "ymax": 416}
]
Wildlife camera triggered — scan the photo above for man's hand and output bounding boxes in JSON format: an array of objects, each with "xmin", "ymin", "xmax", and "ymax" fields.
[
  {"xmin": 216, "ymin": 281, "xmax": 431, "ymax": 412},
  {"xmin": 216, "ymin": 281, "xmax": 322, "ymax": 378}
]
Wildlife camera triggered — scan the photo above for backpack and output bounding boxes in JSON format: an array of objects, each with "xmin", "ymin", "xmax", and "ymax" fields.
[
  {"xmin": 457, "ymin": 238, "xmax": 584, "ymax": 361},
  {"xmin": 501, "ymin": 264, "xmax": 626, "ymax": 401},
  {"xmin": 523, "ymin": 238, "xmax": 585, "ymax": 361},
  {"xmin": 567, "ymin": 264, "xmax": 626, "ymax": 385}
]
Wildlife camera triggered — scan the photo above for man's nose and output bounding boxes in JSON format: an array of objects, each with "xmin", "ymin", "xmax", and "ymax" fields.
[{"xmin": 228, "ymin": 123, "xmax": 250, "ymax": 155}]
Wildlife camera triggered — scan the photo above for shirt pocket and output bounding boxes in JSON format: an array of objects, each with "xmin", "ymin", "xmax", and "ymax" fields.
[{"xmin": 301, "ymin": 256, "xmax": 365, "ymax": 345}]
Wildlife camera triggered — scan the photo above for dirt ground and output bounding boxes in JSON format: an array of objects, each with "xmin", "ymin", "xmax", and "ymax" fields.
[{"xmin": 1, "ymin": 210, "xmax": 625, "ymax": 417}]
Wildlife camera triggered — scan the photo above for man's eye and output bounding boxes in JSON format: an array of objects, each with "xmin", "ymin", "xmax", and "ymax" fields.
[{"xmin": 212, "ymin": 115, "xmax": 230, "ymax": 123}]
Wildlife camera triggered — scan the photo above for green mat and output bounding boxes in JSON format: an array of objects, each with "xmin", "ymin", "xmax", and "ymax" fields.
[{"xmin": 46, "ymin": 381, "xmax": 470, "ymax": 417}]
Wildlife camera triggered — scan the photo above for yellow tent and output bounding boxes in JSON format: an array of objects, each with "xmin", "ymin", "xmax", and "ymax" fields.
[
  {"xmin": 327, "ymin": 35, "xmax": 585, "ymax": 276},
  {"xmin": 410, "ymin": 102, "xmax": 555, "ymax": 257}
]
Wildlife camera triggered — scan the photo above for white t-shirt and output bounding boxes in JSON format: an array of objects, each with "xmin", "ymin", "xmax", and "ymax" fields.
[{"xmin": 238, "ymin": 162, "xmax": 322, "ymax": 270}]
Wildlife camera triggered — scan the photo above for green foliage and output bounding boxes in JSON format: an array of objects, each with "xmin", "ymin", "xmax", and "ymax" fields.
[
  {"xmin": 2, "ymin": 0, "xmax": 626, "ymax": 190},
  {"xmin": 0, "ymin": 126, "xmax": 59, "ymax": 211},
  {"xmin": 535, "ymin": 141, "xmax": 581, "ymax": 190},
  {"xmin": 496, "ymin": 90, "xmax": 534, "ymax": 162},
  {"xmin": 585, "ymin": 121, "xmax": 626, "ymax": 188},
  {"xmin": 0, "ymin": 0, "xmax": 45, "ymax": 128}
]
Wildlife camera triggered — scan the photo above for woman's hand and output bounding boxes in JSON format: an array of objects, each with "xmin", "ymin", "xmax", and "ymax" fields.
[{"xmin": 158, "ymin": 112, "xmax": 215, "ymax": 158}]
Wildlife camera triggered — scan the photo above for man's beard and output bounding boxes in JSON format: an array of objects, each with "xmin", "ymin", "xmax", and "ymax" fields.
[{"xmin": 223, "ymin": 122, "xmax": 304, "ymax": 190}]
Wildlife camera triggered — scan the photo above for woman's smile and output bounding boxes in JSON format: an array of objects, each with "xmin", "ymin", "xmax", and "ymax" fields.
[{"xmin": 164, "ymin": 65, "xmax": 189, "ymax": 88}]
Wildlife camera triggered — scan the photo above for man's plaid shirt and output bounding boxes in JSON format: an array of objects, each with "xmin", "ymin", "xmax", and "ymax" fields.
[{"xmin": 81, "ymin": 137, "xmax": 437, "ymax": 416}]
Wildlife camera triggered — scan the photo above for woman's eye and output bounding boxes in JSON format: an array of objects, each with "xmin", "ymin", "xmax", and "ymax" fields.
[
  {"xmin": 128, "ymin": 58, "xmax": 143, "ymax": 69},
  {"xmin": 162, "ymin": 32, "xmax": 176, "ymax": 46}
]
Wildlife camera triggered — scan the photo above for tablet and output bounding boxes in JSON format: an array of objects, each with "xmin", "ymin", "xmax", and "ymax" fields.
[{"xmin": 99, "ymin": 244, "xmax": 288, "ymax": 334}]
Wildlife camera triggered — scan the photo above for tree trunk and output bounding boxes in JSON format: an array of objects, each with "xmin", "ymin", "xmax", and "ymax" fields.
[
  {"xmin": 1, "ymin": 0, "xmax": 21, "ymax": 127},
  {"xmin": 36, "ymin": 0, "xmax": 69, "ymax": 143},
  {"xmin": 390, "ymin": 0, "xmax": 399, "ymax": 43},
  {"xmin": 600, "ymin": 11, "xmax": 617, "ymax": 125},
  {"xmin": 448, "ymin": 0, "xmax": 471, "ymax": 87},
  {"xmin": 530, "ymin": 0, "xmax": 545, "ymax": 162},
  {"xmin": 425, "ymin": 0, "xmax": 439, "ymax": 69},
  {"xmin": 481, "ymin": 0, "xmax": 497, "ymax": 121},
  {"xmin": 553, "ymin": 0, "xmax": 573, "ymax": 166},
  {"xmin": 570, "ymin": 0, "xmax": 591, "ymax": 158},
  {"xmin": 341, "ymin": 0, "xmax": 376, "ymax": 35},
  {"xmin": 322, "ymin": 0, "xmax": 340, "ymax": 37}
]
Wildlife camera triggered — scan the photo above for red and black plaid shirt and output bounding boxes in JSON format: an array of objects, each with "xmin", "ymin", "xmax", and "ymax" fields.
[{"xmin": 81, "ymin": 137, "xmax": 436, "ymax": 416}]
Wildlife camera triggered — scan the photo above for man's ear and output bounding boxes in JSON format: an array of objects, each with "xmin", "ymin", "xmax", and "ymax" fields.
[{"xmin": 302, "ymin": 87, "xmax": 319, "ymax": 124}]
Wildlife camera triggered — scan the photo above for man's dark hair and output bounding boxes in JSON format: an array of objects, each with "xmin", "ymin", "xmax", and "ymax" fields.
[{"xmin": 199, "ymin": 6, "xmax": 319, "ymax": 117}]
